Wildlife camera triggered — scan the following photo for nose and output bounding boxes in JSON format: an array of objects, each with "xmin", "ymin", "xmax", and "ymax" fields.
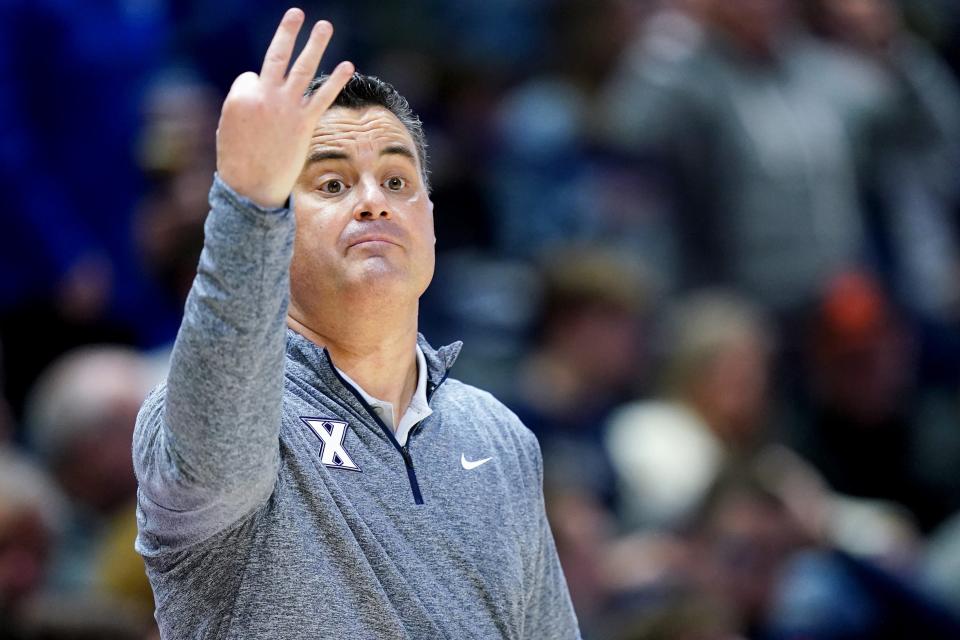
[{"xmin": 353, "ymin": 176, "xmax": 392, "ymax": 221}]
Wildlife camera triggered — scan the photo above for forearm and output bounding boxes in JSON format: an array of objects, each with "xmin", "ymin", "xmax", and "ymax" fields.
[
  {"xmin": 135, "ymin": 9, "xmax": 352, "ymax": 550},
  {"xmin": 146, "ymin": 175, "xmax": 294, "ymax": 499}
]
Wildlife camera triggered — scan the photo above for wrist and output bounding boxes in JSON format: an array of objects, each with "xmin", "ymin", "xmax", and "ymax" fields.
[{"xmin": 212, "ymin": 173, "xmax": 291, "ymax": 214}]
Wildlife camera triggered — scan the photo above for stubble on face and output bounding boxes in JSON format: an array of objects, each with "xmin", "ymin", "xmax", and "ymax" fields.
[{"xmin": 288, "ymin": 106, "xmax": 435, "ymax": 314}]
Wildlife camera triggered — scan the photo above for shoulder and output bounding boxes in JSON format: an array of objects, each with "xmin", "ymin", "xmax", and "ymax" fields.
[
  {"xmin": 789, "ymin": 36, "xmax": 891, "ymax": 106},
  {"xmin": 434, "ymin": 378, "xmax": 542, "ymax": 461},
  {"xmin": 435, "ymin": 378, "xmax": 532, "ymax": 433}
]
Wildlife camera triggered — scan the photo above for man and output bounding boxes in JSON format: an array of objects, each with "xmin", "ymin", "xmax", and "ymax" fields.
[
  {"xmin": 601, "ymin": 0, "xmax": 869, "ymax": 312},
  {"xmin": 133, "ymin": 8, "xmax": 580, "ymax": 639}
]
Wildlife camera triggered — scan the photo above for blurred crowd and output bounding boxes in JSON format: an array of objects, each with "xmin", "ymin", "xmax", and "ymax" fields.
[{"xmin": 4, "ymin": 0, "xmax": 960, "ymax": 638}]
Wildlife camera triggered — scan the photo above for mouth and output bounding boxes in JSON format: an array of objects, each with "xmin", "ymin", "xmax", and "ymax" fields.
[{"xmin": 347, "ymin": 235, "xmax": 401, "ymax": 249}]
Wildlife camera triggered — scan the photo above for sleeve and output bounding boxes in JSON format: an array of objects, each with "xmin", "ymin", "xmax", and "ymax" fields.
[
  {"xmin": 133, "ymin": 174, "xmax": 295, "ymax": 555},
  {"xmin": 522, "ymin": 434, "xmax": 582, "ymax": 640}
]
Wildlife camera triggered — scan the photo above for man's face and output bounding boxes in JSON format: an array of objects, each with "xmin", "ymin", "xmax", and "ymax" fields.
[
  {"xmin": 820, "ymin": 0, "xmax": 897, "ymax": 52},
  {"xmin": 710, "ymin": 0, "xmax": 790, "ymax": 55},
  {"xmin": 290, "ymin": 106, "xmax": 434, "ymax": 309}
]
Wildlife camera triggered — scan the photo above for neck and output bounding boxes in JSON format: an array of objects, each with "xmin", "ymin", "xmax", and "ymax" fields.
[{"xmin": 288, "ymin": 296, "xmax": 420, "ymax": 425}]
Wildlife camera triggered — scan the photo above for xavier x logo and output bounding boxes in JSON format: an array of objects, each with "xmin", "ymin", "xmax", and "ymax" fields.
[{"xmin": 301, "ymin": 418, "xmax": 361, "ymax": 472}]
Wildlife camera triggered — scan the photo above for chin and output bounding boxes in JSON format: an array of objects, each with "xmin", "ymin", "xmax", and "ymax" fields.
[{"xmin": 347, "ymin": 260, "xmax": 408, "ymax": 292}]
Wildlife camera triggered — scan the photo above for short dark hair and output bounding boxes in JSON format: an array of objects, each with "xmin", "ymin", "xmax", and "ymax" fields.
[{"xmin": 306, "ymin": 72, "xmax": 430, "ymax": 190}]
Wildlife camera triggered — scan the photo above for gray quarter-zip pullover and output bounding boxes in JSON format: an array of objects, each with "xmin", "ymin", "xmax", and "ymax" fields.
[{"xmin": 133, "ymin": 176, "xmax": 580, "ymax": 639}]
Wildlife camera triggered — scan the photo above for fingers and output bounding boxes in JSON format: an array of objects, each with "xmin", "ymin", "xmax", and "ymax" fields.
[
  {"xmin": 287, "ymin": 20, "xmax": 333, "ymax": 94},
  {"xmin": 260, "ymin": 8, "xmax": 305, "ymax": 83},
  {"xmin": 306, "ymin": 60, "xmax": 355, "ymax": 115},
  {"xmin": 258, "ymin": 8, "xmax": 351, "ymax": 118}
]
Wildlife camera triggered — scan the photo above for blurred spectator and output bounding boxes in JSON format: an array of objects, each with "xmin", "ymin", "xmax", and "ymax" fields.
[
  {"xmin": 546, "ymin": 487, "xmax": 622, "ymax": 632},
  {"xmin": 507, "ymin": 247, "xmax": 647, "ymax": 629},
  {"xmin": 599, "ymin": 0, "xmax": 915, "ymax": 312},
  {"xmin": 686, "ymin": 464, "xmax": 960, "ymax": 639},
  {"xmin": 23, "ymin": 346, "xmax": 154, "ymax": 615},
  {"xmin": 490, "ymin": 0, "xmax": 669, "ymax": 264},
  {"xmin": 599, "ymin": 288, "xmax": 941, "ymax": 637},
  {"xmin": 0, "ymin": 447, "xmax": 64, "ymax": 637},
  {"xmin": 592, "ymin": 592, "xmax": 739, "ymax": 640},
  {"xmin": 134, "ymin": 72, "xmax": 219, "ymax": 331},
  {"xmin": 789, "ymin": 272, "xmax": 960, "ymax": 532},
  {"xmin": 689, "ymin": 469, "xmax": 807, "ymax": 637},
  {"xmin": 510, "ymin": 247, "xmax": 648, "ymax": 507},
  {"xmin": 605, "ymin": 290, "xmax": 775, "ymax": 530},
  {"xmin": 0, "ymin": 285, "xmax": 137, "ymax": 441},
  {"xmin": 806, "ymin": 0, "xmax": 960, "ymax": 321}
]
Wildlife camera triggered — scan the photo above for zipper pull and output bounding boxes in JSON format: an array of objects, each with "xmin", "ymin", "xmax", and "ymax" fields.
[{"xmin": 401, "ymin": 446, "xmax": 414, "ymax": 468}]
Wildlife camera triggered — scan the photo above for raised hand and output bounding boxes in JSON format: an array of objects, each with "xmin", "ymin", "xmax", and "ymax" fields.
[{"xmin": 216, "ymin": 8, "xmax": 354, "ymax": 209}]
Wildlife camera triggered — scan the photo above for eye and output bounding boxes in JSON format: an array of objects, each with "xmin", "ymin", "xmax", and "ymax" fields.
[
  {"xmin": 384, "ymin": 176, "xmax": 406, "ymax": 191},
  {"xmin": 319, "ymin": 179, "xmax": 346, "ymax": 195}
]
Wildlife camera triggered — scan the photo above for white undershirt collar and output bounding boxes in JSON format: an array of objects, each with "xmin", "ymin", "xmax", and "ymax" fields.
[{"xmin": 334, "ymin": 345, "xmax": 432, "ymax": 447}]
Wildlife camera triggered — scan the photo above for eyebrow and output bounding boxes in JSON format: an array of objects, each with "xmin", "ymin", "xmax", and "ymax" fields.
[
  {"xmin": 305, "ymin": 149, "xmax": 349, "ymax": 164},
  {"xmin": 305, "ymin": 144, "xmax": 417, "ymax": 166},
  {"xmin": 381, "ymin": 144, "xmax": 416, "ymax": 162}
]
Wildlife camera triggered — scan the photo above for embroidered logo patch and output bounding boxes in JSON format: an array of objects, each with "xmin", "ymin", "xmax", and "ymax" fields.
[
  {"xmin": 301, "ymin": 417, "xmax": 361, "ymax": 472},
  {"xmin": 461, "ymin": 453, "xmax": 492, "ymax": 470}
]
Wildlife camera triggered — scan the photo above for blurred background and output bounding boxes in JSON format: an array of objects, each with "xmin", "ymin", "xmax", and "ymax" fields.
[{"xmin": 4, "ymin": 0, "xmax": 960, "ymax": 638}]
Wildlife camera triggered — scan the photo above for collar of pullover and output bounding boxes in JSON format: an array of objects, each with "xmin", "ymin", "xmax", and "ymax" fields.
[{"xmin": 285, "ymin": 328, "xmax": 462, "ymax": 402}]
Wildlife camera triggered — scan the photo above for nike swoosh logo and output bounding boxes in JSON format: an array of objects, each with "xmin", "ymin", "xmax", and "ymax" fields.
[{"xmin": 461, "ymin": 453, "xmax": 492, "ymax": 470}]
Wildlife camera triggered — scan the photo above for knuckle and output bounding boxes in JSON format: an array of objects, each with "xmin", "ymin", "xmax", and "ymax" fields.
[{"xmin": 265, "ymin": 51, "xmax": 287, "ymax": 66}]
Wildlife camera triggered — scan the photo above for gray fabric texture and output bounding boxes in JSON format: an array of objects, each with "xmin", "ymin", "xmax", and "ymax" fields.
[{"xmin": 133, "ymin": 175, "xmax": 580, "ymax": 639}]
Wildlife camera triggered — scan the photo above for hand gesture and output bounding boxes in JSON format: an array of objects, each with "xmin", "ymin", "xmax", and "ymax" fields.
[{"xmin": 216, "ymin": 8, "xmax": 354, "ymax": 208}]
